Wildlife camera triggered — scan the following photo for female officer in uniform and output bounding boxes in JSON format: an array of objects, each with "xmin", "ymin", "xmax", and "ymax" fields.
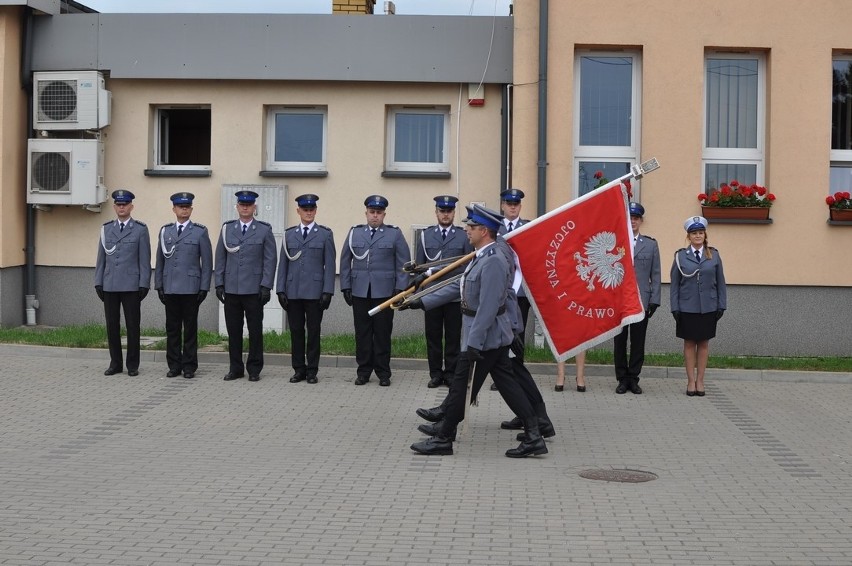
[{"xmin": 670, "ymin": 216, "xmax": 727, "ymax": 397}]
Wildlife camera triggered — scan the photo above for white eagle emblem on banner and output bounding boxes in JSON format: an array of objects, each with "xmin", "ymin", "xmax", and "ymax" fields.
[{"xmin": 573, "ymin": 231, "xmax": 626, "ymax": 291}]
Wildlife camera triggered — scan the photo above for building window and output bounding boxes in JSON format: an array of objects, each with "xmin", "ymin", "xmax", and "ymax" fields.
[
  {"xmin": 152, "ymin": 106, "xmax": 211, "ymax": 170},
  {"xmin": 574, "ymin": 52, "xmax": 641, "ymax": 197},
  {"xmin": 265, "ymin": 106, "xmax": 327, "ymax": 172},
  {"xmin": 385, "ymin": 106, "xmax": 450, "ymax": 173},
  {"xmin": 831, "ymin": 57, "xmax": 852, "ymax": 193},
  {"xmin": 703, "ymin": 53, "xmax": 765, "ymax": 191}
]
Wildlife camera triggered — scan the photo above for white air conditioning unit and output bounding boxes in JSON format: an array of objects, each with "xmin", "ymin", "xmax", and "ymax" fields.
[
  {"xmin": 33, "ymin": 71, "xmax": 111, "ymax": 131},
  {"xmin": 27, "ymin": 138, "xmax": 106, "ymax": 206}
]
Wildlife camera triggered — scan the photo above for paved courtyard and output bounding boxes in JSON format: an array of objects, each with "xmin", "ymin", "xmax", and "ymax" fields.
[{"xmin": 1, "ymin": 344, "xmax": 851, "ymax": 565}]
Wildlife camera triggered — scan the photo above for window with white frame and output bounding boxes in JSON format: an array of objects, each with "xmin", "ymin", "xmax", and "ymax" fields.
[
  {"xmin": 265, "ymin": 106, "xmax": 327, "ymax": 172},
  {"xmin": 385, "ymin": 106, "xmax": 450, "ymax": 174},
  {"xmin": 703, "ymin": 52, "xmax": 765, "ymax": 192},
  {"xmin": 831, "ymin": 56, "xmax": 852, "ymax": 193},
  {"xmin": 151, "ymin": 106, "xmax": 211, "ymax": 170},
  {"xmin": 574, "ymin": 51, "xmax": 641, "ymax": 197}
]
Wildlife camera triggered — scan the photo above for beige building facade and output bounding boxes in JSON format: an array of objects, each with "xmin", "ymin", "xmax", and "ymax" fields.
[{"xmin": 510, "ymin": 0, "xmax": 852, "ymax": 355}]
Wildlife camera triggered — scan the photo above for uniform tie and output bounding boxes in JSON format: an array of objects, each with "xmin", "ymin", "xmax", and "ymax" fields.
[
  {"xmin": 177, "ymin": 224, "xmax": 183, "ymax": 236},
  {"xmin": 441, "ymin": 228, "xmax": 447, "ymax": 240},
  {"xmin": 507, "ymin": 221, "xmax": 514, "ymax": 232},
  {"xmin": 119, "ymin": 222, "xmax": 125, "ymax": 232},
  {"xmin": 370, "ymin": 228, "xmax": 376, "ymax": 239},
  {"xmin": 694, "ymin": 249, "xmax": 701, "ymax": 262},
  {"xmin": 242, "ymin": 224, "xmax": 247, "ymax": 236},
  {"xmin": 303, "ymin": 226, "xmax": 309, "ymax": 239}
]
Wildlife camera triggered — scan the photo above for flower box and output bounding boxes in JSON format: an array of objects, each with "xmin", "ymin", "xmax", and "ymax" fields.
[
  {"xmin": 829, "ymin": 208, "xmax": 852, "ymax": 221},
  {"xmin": 701, "ymin": 206, "xmax": 770, "ymax": 221}
]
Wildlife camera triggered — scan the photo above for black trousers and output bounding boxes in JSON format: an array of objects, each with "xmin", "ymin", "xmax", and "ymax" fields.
[
  {"xmin": 614, "ymin": 317, "xmax": 650, "ymax": 381},
  {"xmin": 164, "ymin": 293, "xmax": 200, "ymax": 373},
  {"xmin": 224, "ymin": 293, "xmax": 264, "ymax": 376},
  {"xmin": 424, "ymin": 302, "xmax": 462, "ymax": 381},
  {"xmin": 288, "ymin": 298, "xmax": 324, "ymax": 378},
  {"xmin": 516, "ymin": 296, "xmax": 531, "ymax": 363},
  {"xmin": 352, "ymin": 296, "xmax": 394, "ymax": 380},
  {"xmin": 439, "ymin": 346, "xmax": 536, "ymax": 437},
  {"xmin": 103, "ymin": 290, "xmax": 141, "ymax": 372}
]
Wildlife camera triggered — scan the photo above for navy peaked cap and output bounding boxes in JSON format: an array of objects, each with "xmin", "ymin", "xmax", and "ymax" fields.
[
  {"xmin": 500, "ymin": 188, "xmax": 525, "ymax": 202},
  {"xmin": 434, "ymin": 195, "xmax": 459, "ymax": 209},
  {"xmin": 364, "ymin": 195, "xmax": 389, "ymax": 209},
  {"xmin": 629, "ymin": 202, "xmax": 645, "ymax": 217},
  {"xmin": 235, "ymin": 190, "xmax": 259, "ymax": 203},
  {"xmin": 464, "ymin": 204, "xmax": 503, "ymax": 231},
  {"xmin": 170, "ymin": 192, "xmax": 194, "ymax": 205},
  {"xmin": 295, "ymin": 194, "xmax": 319, "ymax": 208},
  {"xmin": 111, "ymin": 189, "xmax": 135, "ymax": 204}
]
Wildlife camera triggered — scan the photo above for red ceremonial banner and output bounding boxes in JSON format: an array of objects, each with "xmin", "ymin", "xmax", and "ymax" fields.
[{"xmin": 504, "ymin": 181, "xmax": 645, "ymax": 361}]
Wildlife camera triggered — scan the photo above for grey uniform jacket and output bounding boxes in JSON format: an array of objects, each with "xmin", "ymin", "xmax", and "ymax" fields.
[
  {"xmin": 95, "ymin": 218, "xmax": 152, "ymax": 293},
  {"xmin": 276, "ymin": 224, "xmax": 336, "ymax": 300},
  {"xmin": 632, "ymin": 234, "xmax": 662, "ymax": 311},
  {"xmin": 339, "ymin": 224, "xmax": 411, "ymax": 298},
  {"xmin": 416, "ymin": 225, "xmax": 473, "ymax": 302},
  {"xmin": 423, "ymin": 243, "xmax": 513, "ymax": 351},
  {"xmin": 498, "ymin": 218, "xmax": 529, "ymax": 299},
  {"xmin": 670, "ymin": 247, "xmax": 727, "ymax": 314},
  {"xmin": 214, "ymin": 220, "xmax": 278, "ymax": 295},
  {"xmin": 154, "ymin": 221, "xmax": 213, "ymax": 295}
]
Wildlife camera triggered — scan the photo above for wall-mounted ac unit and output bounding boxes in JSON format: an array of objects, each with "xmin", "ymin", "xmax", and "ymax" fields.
[
  {"xmin": 27, "ymin": 139, "xmax": 106, "ymax": 206},
  {"xmin": 33, "ymin": 71, "xmax": 111, "ymax": 131}
]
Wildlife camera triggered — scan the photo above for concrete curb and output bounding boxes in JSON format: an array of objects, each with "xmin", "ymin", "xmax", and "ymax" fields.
[{"xmin": 3, "ymin": 343, "xmax": 851, "ymax": 384}]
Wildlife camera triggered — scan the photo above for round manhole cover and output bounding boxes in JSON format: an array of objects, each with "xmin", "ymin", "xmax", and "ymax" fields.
[{"xmin": 579, "ymin": 468, "xmax": 658, "ymax": 483}]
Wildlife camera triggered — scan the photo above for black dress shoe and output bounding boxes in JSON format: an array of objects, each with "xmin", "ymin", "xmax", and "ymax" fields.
[
  {"xmin": 686, "ymin": 389, "xmax": 697, "ymax": 397},
  {"xmin": 166, "ymin": 369, "xmax": 181, "ymax": 378},
  {"xmin": 418, "ymin": 421, "xmax": 457, "ymax": 441},
  {"xmin": 427, "ymin": 376, "xmax": 443, "ymax": 388},
  {"xmin": 354, "ymin": 376, "xmax": 369, "ymax": 385},
  {"xmin": 127, "ymin": 370, "xmax": 139, "ymax": 377},
  {"xmin": 616, "ymin": 381, "xmax": 628, "ymax": 394},
  {"xmin": 416, "ymin": 406, "xmax": 445, "ymax": 423},
  {"xmin": 104, "ymin": 367, "xmax": 122, "ymax": 376},
  {"xmin": 224, "ymin": 372, "xmax": 245, "ymax": 381},
  {"xmin": 248, "ymin": 375, "xmax": 260, "ymax": 382},
  {"xmin": 554, "ymin": 384, "xmax": 564, "ymax": 392},
  {"xmin": 628, "ymin": 379, "xmax": 643, "ymax": 395},
  {"xmin": 410, "ymin": 436, "xmax": 454, "ymax": 456},
  {"xmin": 505, "ymin": 437, "xmax": 548, "ymax": 458},
  {"xmin": 289, "ymin": 374, "xmax": 306, "ymax": 383},
  {"xmin": 500, "ymin": 416, "xmax": 523, "ymax": 430},
  {"xmin": 306, "ymin": 376, "xmax": 318, "ymax": 384},
  {"xmin": 379, "ymin": 378, "xmax": 391, "ymax": 387},
  {"xmin": 695, "ymin": 389, "xmax": 705, "ymax": 397},
  {"xmin": 183, "ymin": 371, "xmax": 195, "ymax": 379}
]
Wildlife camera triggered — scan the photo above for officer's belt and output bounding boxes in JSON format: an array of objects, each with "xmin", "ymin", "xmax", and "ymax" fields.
[{"xmin": 461, "ymin": 305, "xmax": 505, "ymax": 317}]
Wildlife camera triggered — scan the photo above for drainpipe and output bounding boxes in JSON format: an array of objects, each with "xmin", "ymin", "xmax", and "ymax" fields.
[
  {"xmin": 536, "ymin": 0, "xmax": 548, "ymax": 216},
  {"xmin": 21, "ymin": 7, "xmax": 38, "ymax": 325},
  {"xmin": 501, "ymin": 84, "xmax": 510, "ymax": 192}
]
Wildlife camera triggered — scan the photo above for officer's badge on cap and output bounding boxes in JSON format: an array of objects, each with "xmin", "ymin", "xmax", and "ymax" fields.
[
  {"xmin": 295, "ymin": 194, "xmax": 319, "ymax": 208},
  {"xmin": 434, "ymin": 195, "xmax": 459, "ymax": 209},
  {"xmin": 629, "ymin": 202, "xmax": 645, "ymax": 218},
  {"xmin": 111, "ymin": 189, "xmax": 135, "ymax": 204},
  {"xmin": 170, "ymin": 192, "xmax": 194, "ymax": 205},
  {"xmin": 364, "ymin": 195, "xmax": 389, "ymax": 209},
  {"xmin": 684, "ymin": 215, "xmax": 708, "ymax": 232},
  {"xmin": 235, "ymin": 190, "xmax": 259, "ymax": 204},
  {"xmin": 464, "ymin": 204, "xmax": 504, "ymax": 231},
  {"xmin": 500, "ymin": 188, "xmax": 525, "ymax": 203}
]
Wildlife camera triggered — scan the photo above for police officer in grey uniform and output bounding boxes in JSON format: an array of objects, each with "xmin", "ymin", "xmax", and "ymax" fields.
[
  {"xmin": 154, "ymin": 192, "xmax": 213, "ymax": 379},
  {"xmin": 410, "ymin": 204, "xmax": 547, "ymax": 458},
  {"xmin": 277, "ymin": 193, "xmax": 336, "ymax": 384},
  {"xmin": 416, "ymin": 195, "xmax": 473, "ymax": 388},
  {"xmin": 614, "ymin": 202, "xmax": 661, "ymax": 394},
  {"xmin": 339, "ymin": 195, "xmax": 411, "ymax": 386},
  {"xmin": 214, "ymin": 190, "xmax": 277, "ymax": 382},
  {"xmin": 94, "ymin": 189, "xmax": 151, "ymax": 377}
]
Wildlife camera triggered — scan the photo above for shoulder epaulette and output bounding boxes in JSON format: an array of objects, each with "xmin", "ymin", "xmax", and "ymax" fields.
[
  {"xmin": 352, "ymin": 224, "xmax": 365, "ymax": 229},
  {"xmin": 385, "ymin": 224, "xmax": 399, "ymax": 230},
  {"xmin": 193, "ymin": 222, "xmax": 207, "ymax": 230},
  {"xmin": 134, "ymin": 220, "xmax": 147, "ymax": 227},
  {"xmin": 255, "ymin": 220, "xmax": 272, "ymax": 227},
  {"xmin": 675, "ymin": 247, "xmax": 686, "ymax": 254},
  {"xmin": 161, "ymin": 223, "xmax": 172, "ymax": 229},
  {"xmin": 643, "ymin": 235, "xmax": 656, "ymax": 241},
  {"xmin": 317, "ymin": 224, "xmax": 332, "ymax": 232},
  {"xmin": 102, "ymin": 220, "xmax": 112, "ymax": 226},
  {"xmin": 222, "ymin": 219, "xmax": 237, "ymax": 226}
]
